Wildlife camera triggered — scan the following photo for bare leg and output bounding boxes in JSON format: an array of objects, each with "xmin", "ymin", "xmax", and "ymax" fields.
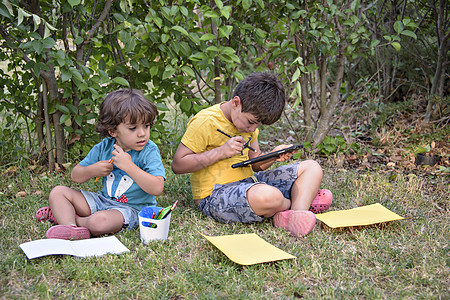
[
  {"xmin": 48, "ymin": 186, "xmax": 91, "ymax": 226},
  {"xmin": 290, "ymin": 160, "xmax": 323, "ymax": 211},
  {"xmin": 247, "ymin": 183, "xmax": 291, "ymax": 217},
  {"xmin": 76, "ymin": 210, "xmax": 124, "ymax": 237}
]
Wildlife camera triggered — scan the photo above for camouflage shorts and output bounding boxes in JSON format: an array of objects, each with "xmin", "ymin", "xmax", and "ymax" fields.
[{"xmin": 198, "ymin": 163, "xmax": 299, "ymax": 223}]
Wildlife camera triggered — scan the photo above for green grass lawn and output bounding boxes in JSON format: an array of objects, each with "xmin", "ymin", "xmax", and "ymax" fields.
[{"xmin": 0, "ymin": 162, "xmax": 448, "ymax": 299}]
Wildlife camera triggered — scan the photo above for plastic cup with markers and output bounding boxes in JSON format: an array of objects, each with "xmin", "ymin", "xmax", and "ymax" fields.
[{"xmin": 138, "ymin": 201, "xmax": 178, "ymax": 244}]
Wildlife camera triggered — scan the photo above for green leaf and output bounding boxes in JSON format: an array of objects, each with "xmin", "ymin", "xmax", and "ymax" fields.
[
  {"xmin": 233, "ymin": 71, "xmax": 244, "ymax": 81},
  {"xmin": 200, "ymin": 33, "xmax": 216, "ymax": 41},
  {"xmin": 291, "ymin": 68, "xmax": 301, "ymax": 82},
  {"xmin": 255, "ymin": 28, "xmax": 265, "ymax": 39},
  {"xmin": 17, "ymin": 8, "xmax": 31, "ymax": 26},
  {"xmin": 161, "ymin": 34, "xmax": 170, "ymax": 43},
  {"xmin": 156, "ymin": 103, "xmax": 169, "ymax": 111},
  {"xmin": 153, "ymin": 17, "xmax": 163, "ymax": 29},
  {"xmin": 32, "ymin": 14, "xmax": 41, "ymax": 31},
  {"xmin": 150, "ymin": 66, "xmax": 159, "ymax": 77},
  {"xmin": 416, "ymin": 145, "xmax": 431, "ymax": 154},
  {"xmin": 206, "ymin": 46, "xmax": 220, "ymax": 53},
  {"xmin": 57, "ymin": 105, "xmax": 70, "ymax": 114},
  {"xmin": 393, "ymin": 21, "xmax": 403, "ymax": 34},
  {"xmin": 69, "ymin": 67, "xmax": 82, "ymax": 82},
  {"xmin": 292, "ymin": 82, "xmax": 302, "ymax": 109},
  {"xmin": 181, "ymin": 66, "xmax": 195, "ymax": 77},
  {"xmin": 180, "ymin": 98, "xmax": 192, "ymax": 113},
  {"xmin": 203, "ymin": 10, "xmax": 219, "ymax": 19},
  {"xmin": 218, "ymin": 25, "xmax": 233, "ymax": 39},
  {"xmin": 112, "ymin": 77, "xmax": 130, "ymax": 87},
  {"xmin": 242, "ymin": 0, "xmax": 252, "ymax": 10},
  {"xmin": 350, "ymin": 0, "xmax": 360, "ymax": 11},
  {"xmin": 74, "ymin": 115, "xmax": 83, "ymax": 127},
  {"xmin": 0, "ymin": 3, "xmax": 13, "ymax": 19},
  {"xmin": 391, "ymin": 42, "xmax": 401, "ymax": 51},
  {"xmin": 180, "ymin": 6, "xmax": 188, "ymax": 16},
  {"xmin": 60, "ymin": 114, "xmax": 71, "ymax": 125},
  {"xmin": 220, "ymin": 6, "xmax": 231, "ymax": 20},
  {"xmin": 74, "ymin": 36, "xmax": 84, "ymax": 45},
  {"xmin": 256, "ymin": 0, "xmax": 264, "ymax": 9},
  {"xmin": 68, "ymin": 0, "xmax": 81, "ymax": 7},
  {"xmin": 162, "ymin": 67, "xmax": 175, "ymax": 80},
  {"xmin": 189, "ymin": 52, "xmax": 207, "ymax": 61},
  {"xmin": 113, "ymin": 13, "xmax": 125, "ymax": 22},
  {"xmin": 400, "ymin": 30, "xmax": 417, "ymax": 39},
  {"xmin": 61, "ymin": 69, "xmax": 72, "ymax": 81},
  {"xmin": 171, "ymin": 25, "xmax": 189, "ymax": 36}
]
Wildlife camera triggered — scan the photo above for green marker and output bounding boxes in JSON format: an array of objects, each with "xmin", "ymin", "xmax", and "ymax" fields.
[{"xmin": 156, "ymin": 206, "xmax": 171, "ymax": 220}]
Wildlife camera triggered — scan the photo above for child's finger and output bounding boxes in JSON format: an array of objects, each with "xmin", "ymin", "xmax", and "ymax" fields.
[
  {"xmin": 113, "ymin": 144, "xmax": 124, "ymax": 152},
  {"xmin": 232, "ymin": 136, "xmax": 245, "ymax": 143}
]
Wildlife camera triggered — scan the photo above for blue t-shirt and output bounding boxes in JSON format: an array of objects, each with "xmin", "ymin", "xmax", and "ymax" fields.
[{"xmin": 79, "ymin": 137, "xmax": 166, "ymax": 209}]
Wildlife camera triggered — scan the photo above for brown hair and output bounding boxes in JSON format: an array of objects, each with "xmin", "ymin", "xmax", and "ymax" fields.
[
  {"xmin": 95, "ymin": 89, "xmax": 158, "ymax": 137},
  {"xmin": 232, "ymin": 72, "xmax": 285, "ymax": 125}
]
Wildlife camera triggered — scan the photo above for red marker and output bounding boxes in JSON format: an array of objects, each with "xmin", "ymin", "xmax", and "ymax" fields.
[{"xmin": 170, "ymin": 200, "xmax": 179, "ymax": 211}]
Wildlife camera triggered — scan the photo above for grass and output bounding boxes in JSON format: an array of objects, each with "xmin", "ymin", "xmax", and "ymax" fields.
[{"xmin": 0, "ymin": 160, "xmax": 448, "ymax": 299}]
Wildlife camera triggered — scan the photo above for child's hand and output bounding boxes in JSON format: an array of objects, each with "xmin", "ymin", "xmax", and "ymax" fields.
[
  {"xmin": 111, "ymin": 144, "xmax": 133, "ymax": 169},
  {"xmin": 221, "ymin": 136, "xmax": 245, "ymax": 158},
  {"xmin": 96, "ymin": 159, "xmax": 114, "ymax": 177},
  {"xmin": 272, "ymin": 144, "xmax": 296, "ymax": 162}
]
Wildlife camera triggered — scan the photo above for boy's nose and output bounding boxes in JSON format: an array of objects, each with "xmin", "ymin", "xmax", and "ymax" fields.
[{"xmin": 137, "ymin": 128, "xmax": 146, "ymax": 136}]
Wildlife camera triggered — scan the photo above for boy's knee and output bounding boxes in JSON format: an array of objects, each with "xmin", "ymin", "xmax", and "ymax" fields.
[
  {"xmin": 48, "ymin": 185, "xmax": 69, "ymax": 202},
  {"xmin": 248, "ymin": 184, "xmax": 285, "ymax": 210},
  {"xmin": 298, "ymin": 160, "xmax": 323, "ymax": 177},
  {"xmin": 83, "ymin": 211, "xmax": 124, "ymax": 235}
]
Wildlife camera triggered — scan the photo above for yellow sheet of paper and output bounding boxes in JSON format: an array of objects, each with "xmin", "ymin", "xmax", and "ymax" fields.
[
  {"xmin": 316, "ymin": 203, "xmax": 405, "ymax": 228},
  {"xmin": 200, "ymin": 232, "xmax": 295, "ymax": 265}
]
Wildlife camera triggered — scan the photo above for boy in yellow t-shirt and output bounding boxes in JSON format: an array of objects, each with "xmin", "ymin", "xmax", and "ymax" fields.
[{"xmin": 172, "ymin": 72, "xmax": 332, "ymax": 237}]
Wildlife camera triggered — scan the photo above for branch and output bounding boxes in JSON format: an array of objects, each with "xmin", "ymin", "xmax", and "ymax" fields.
[{"xmin": 85, "ymin": 0, "xmax": 113, "ymax": 42}]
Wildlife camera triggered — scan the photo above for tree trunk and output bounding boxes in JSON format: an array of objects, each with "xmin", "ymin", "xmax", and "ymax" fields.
[
  {"xmin": 42, "ymin": 69, "xmax": 65, "ymax": 165},
  {"xmin": 42, "ymin": 82, "xmax": 55, "ymax": 171},
  {"xmin": 313, "ymin": 45, "xmax": 346, "ymax": 147},
  {"xmin": 293, "ymin": 33, "xmax": 314, "ymax": 141},
  {"xmin": 425, "ymin": 0, "xmax": 449, "ymax": 121},
  {"xmin": 34, "ymin": 78, "xmax": 44, "ymax": 156},
  {"xmin": 210, "ymin": 0, "xmax": 221, "ymax": 104}
]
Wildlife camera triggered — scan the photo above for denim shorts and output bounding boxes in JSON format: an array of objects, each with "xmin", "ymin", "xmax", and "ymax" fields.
[
  {"xmin": 81, "ymin": 190, "xmax": 140, "ymax": 230},
  {"xmin": 198, "ymin": 163, "xmax": 299, "ymax": 223}
]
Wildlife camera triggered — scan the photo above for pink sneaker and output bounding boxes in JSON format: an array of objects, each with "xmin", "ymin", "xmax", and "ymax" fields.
[
  {"xmin": 273, "ymin": 210, "xmax": 316, "ymax": 237},
  {"xmin": 309, "ymin": 189, "xmax": 333, "ymax": 214},
  {"xmin": 36, "ymin": 206, "xmax": 57, "ymax": 224},
  {"xmin": 46, "ymin": 225, "xmax": 90, "ymax": 240}
]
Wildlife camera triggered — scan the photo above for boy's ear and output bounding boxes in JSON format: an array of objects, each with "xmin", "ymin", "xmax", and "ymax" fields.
[
  {"xmin": 231, "ymin": 96, "xmax": 241, "ymax": 108},
  {"xmin": 108, "ymin": 129, "xmax": 116, "ymax": 137}
]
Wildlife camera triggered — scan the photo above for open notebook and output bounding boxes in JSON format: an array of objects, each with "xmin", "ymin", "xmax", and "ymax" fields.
[{"xmin": 19, "ymin": 236, "xmax": 130, "ymax": 259}]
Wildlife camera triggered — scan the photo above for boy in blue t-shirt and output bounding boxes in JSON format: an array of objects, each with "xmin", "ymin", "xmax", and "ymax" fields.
[{"xmin": 36, "ymin": 89, "xmax": 166, "ymax": 240}]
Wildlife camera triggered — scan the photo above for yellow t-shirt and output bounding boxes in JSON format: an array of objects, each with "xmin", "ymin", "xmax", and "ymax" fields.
[{"xmin": 181, "ymin": 103, "xmax": 259, "ymax": 200}]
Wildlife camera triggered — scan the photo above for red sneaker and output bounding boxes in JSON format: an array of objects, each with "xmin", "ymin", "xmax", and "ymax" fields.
[
  {"xmin": 309, "ymin": 189, "xmax": 333, "ymax": 214},
  {"xmin": 46, "ymin": 225, "xmax": 90, "ymax": 240},
  {"xmin": 273, "ymin": 210, "xmax": 316, "ymax": 237}
]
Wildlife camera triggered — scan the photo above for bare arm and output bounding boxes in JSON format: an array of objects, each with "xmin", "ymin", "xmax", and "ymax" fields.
[
  {"xmin": 111, "ymin": 145, "xmax": 164, "ymax": 196},
  {"xmin": 252, "ymin": 144, "xmax": 296, "ymax": 172},
  {"xmin": 172, "ymin": 136, "xmax": 246, "ymax": 174},
  {"xmin": 71, "ymin": 160, "xmax": 114, "ymax": 183}
]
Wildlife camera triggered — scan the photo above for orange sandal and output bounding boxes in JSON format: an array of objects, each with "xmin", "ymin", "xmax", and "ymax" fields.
[{"xmin": 36, "ymin": 206, "xmax": 57, "ymax": 224}]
